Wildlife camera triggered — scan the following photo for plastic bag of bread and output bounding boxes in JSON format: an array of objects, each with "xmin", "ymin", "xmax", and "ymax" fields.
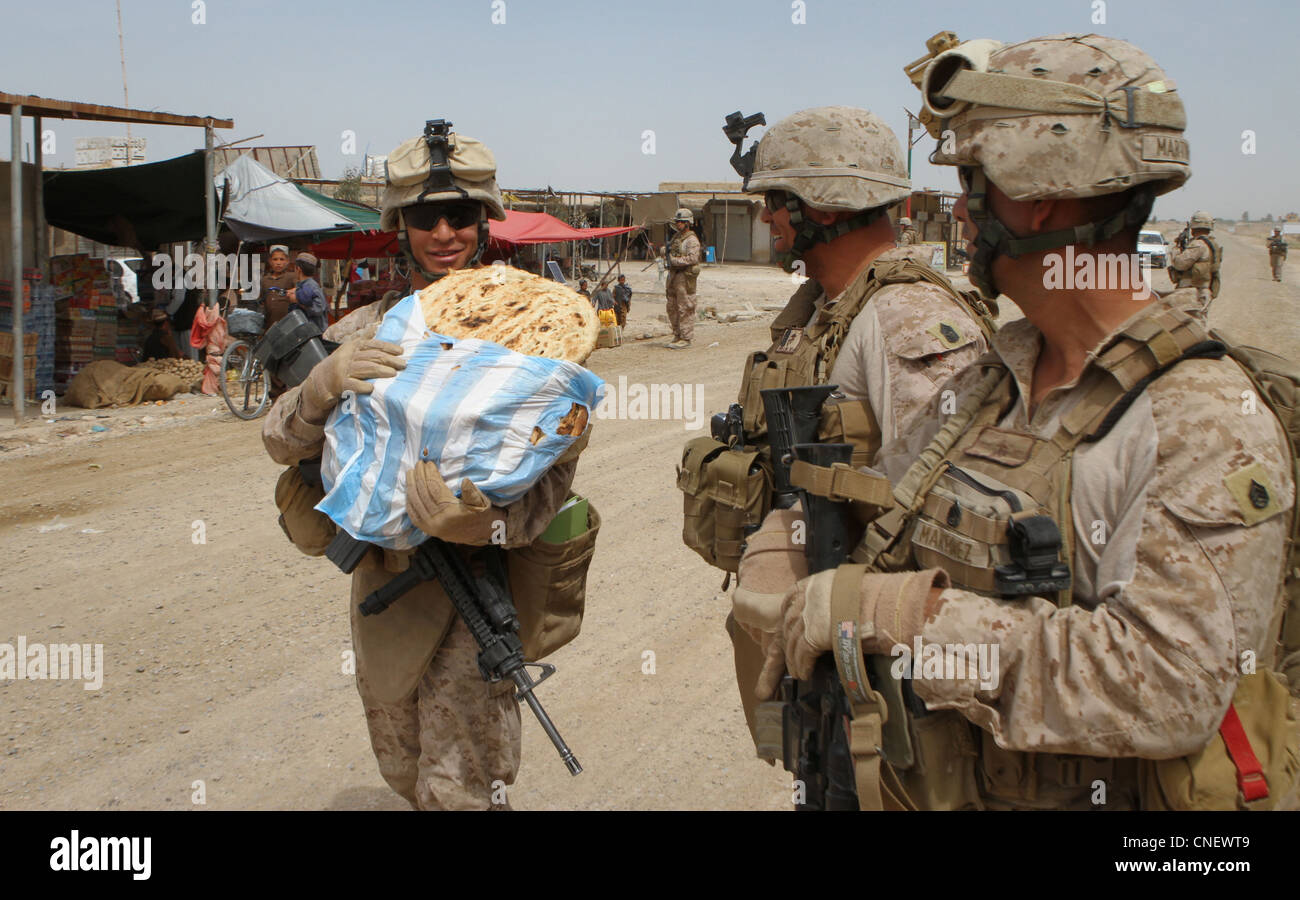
[{"xmin": 318, "ymin": 266, "xmax": 604, "ymax": 549}]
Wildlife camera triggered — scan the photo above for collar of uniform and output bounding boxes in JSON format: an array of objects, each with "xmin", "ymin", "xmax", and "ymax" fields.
[{"xmin": 989, "ymin": 294, "xmax": 1188, "ymax": 426}]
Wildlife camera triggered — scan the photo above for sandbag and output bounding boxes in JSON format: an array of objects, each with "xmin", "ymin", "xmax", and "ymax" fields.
[{"xmin": 64, "ymin": 360, "xmax": 188, "ymax": 409}]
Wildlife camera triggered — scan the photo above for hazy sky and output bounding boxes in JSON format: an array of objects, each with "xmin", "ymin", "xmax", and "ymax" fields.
[{"xmin": 2, "ymin": 0, "xmax": 1296, "ymax": 220}]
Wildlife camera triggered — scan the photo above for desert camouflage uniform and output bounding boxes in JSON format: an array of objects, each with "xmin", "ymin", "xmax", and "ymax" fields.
[
  {"xmin": 870, "ymin": 289, "xmax": 1294, "ymax": 806},
  {"xmin": 825, "ymin": 246, "xmax": 987, "ymax": 444},
  {"xmin": 1268, "ymin": 233, "xmax": 1288, "ymax": 282},
  {"xmin": 1169, "ymin": 235, "xmax": 1219, "ymax": 312},
  {"xmin": 263, "ymin": 303, "xmax": 576, "ymax": 810},
  {"xmin": 666, "ymin": 229, "xmax": 702, "ymax": 342},
  {"xmin": 730, "ymin": 249, "xmax": 989, "ymax": 731},
  {"xmin": 898, "ymin": 226, "xmax": 919, "ymax": 245}
]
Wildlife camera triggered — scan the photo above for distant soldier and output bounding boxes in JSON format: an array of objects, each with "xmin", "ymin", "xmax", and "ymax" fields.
[
  {"xmin": 897, "ymin": 215, "xmax": 919, "ymax": 244},
  {"xmin": 1268, "ymin": 227, "xmax": 1288, "ymax": 282},
  {"xmin": 1167, "ymin": 209, "xmax": 1222, "ymax": 314},
  {"xmin": 664, "ymin": 208, "xmax": 702, "ymax": 348}
]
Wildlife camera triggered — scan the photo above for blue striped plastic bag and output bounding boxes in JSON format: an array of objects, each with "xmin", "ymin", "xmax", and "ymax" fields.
[{"xmin": 318, "ymin": 294, "xmax": 604, "ymax": 550}]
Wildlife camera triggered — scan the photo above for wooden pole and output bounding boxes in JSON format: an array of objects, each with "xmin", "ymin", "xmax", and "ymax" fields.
[{"xmin": 10, "ymin": 105, "xmax": 25, "ymax": 420}]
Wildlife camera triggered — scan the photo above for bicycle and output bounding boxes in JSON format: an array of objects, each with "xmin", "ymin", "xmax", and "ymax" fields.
[{"xmin": 220, "ymin": 307, "xmax": 271, "ymax": 419}]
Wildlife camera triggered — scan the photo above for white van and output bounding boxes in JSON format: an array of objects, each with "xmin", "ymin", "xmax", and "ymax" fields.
[
  {"xmin": 1136, "ymin": 230, "xmax": 1169, "ymax": 268},
  {"xmin": 106, "ymin": 257, "xmax": 143, "ymax": 306}
]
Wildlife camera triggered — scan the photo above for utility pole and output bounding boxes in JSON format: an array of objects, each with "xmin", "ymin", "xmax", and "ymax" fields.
[
  {"xmin": 904, "ymin": 108, "xmax": 926, "ymax": 219},
  {"xmin": 116, "ymin": 0, "xmax": 132, "ymax": 156}
]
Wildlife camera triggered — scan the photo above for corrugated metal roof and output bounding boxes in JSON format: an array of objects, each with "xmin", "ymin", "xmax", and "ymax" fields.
[{"xmin": 211, "ymin": 146, "xmax": 320, "ymax": 180}]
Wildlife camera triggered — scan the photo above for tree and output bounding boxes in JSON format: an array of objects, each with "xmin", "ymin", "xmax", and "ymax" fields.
[{"xmin": 336, "ymin": 167, "xmax": 363, "ymax": 204}]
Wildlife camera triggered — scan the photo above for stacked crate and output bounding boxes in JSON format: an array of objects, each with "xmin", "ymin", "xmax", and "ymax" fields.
[
  {"xmin": 0, "ymin": 271, "xmax": 46, "ymax": 403},
  {"xmin": 52, "ymin": 256, "xmax": 107, "ymax": 394}
]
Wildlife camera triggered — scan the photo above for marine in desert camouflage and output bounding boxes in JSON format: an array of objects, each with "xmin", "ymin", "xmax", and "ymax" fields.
[{"xmin": 754, "ymin": 33, "xmax": 1298, "ymax": 811}]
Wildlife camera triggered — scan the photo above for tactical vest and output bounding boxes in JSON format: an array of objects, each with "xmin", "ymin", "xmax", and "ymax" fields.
[
  {"xmin": 739, "ymin": 256, "xmax": 997, "ymax": 455},
  {"xmin": 668, "ymin": 231, "xmax": 702, "ymax": 274},
  {"xmin": 819, "ymin": 301, "xmax": 1300, "ymax": 810},
  {"xmin": 1180, "ymin": 234, "xmax": 1223, "ymax": 297},
  {"xmin": 1269, "ymin": 236, "xmax": 1289, "ymax": 257},
  {"xmin": 679, "ymin": 257, "xmax": 997, "ymax": 575}
]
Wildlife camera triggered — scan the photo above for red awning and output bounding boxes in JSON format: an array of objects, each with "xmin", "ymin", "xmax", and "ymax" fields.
[
  {"xmin": 309, "ymin": 209, "xmax": 638, "ymax": 259},
  {"xmin": 488, "ymin": 210, "xmax": 638, "ymax": 246}
]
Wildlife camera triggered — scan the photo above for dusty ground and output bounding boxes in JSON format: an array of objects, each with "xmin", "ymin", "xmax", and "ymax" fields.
[{"xmin": 1, "ymin": 236, "xmax": 1295, "ymax": 811}]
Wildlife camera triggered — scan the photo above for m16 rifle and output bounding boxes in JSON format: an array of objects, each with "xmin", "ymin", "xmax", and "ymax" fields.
[
  {"xmin": 323, "ymin": 528, "xmax": 582, "ymax": 776},
  {"xmin": 757, "ymin": 384, "xmax": 860, "ymax": 811},
  {"xmin": 278, "ymin": 333, "xmax": 581, "ymax": 778}
]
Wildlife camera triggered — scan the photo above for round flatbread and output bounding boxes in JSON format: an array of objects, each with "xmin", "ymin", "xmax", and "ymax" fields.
[{"xmin": 416, "ymin": 265, "xmax": 599, "ymax": 363}]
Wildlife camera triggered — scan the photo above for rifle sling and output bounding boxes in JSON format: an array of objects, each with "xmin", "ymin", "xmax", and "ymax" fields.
[{"xmin": 828, "ymin": 563, "xmax": 888, "ymax": 811}]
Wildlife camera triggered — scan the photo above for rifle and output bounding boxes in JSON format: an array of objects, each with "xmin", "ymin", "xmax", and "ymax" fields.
[
  {"xmin": 323, "ymin": 526, "xmax": 582, "ymax": 776},
  {"xmin": 758, "ymin": 385, "xmax": 860, "ymax": 811}
]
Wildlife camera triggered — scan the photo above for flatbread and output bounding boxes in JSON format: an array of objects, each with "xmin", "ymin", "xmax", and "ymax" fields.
[{"xmin": 416, "ymin": 265, "xmax": 599, "ymax": 363}]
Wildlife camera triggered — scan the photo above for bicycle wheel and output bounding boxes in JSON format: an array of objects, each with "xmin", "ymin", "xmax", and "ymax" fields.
[{"xmin": 219, "ymin": 340, "xmax": 270, "ymax": 419}]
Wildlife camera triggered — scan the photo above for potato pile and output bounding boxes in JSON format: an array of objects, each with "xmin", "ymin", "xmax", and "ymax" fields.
[{"xmin": 138, "ymin": 358, "xmax": 205, "ymax": 392}]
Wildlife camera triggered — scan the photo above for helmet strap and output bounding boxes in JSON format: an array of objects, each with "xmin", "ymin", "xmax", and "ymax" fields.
[
  {"xmin": 778, "ymin": 196, "xmax": 888, "ymax": 273},
  {"xmin": 964, "ymin": 168, "xmax": 1156, "ymax": 300}
]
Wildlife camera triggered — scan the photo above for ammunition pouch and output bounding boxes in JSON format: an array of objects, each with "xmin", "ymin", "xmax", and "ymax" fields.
[
  {"xmin": 1140, "ymin": 672, "xmax": 1300, "ymax": 810},
  {"xmin": 816, "ymin": 393, "xmax": 883, "ymax": 470},
  {"xmin": 908, "ymin": 463, "xmax": 1071, "ymax": 598},
  {"xmin": 678, "ymin": 436, "xmax": 772, "ymax": 573},
  {"xmin": 507, "ymin": 497, "xmax": 601, "ymax": 661},
  {"xmin": 892, "ymin": 711, "xmax": 985, "ymax": 811}
]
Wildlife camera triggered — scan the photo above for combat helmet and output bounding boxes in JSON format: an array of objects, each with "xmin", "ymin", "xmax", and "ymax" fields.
[
  {"xmin": 899, "ymin": 216, "xmax": 913, "ymax": 227},
  {"xmin": 381, "ymin": 119, "xmax": 507, "ymax": 280},
  {"xmin": 673, "ymin": 208, "xmax": 695, "ymax": 224},
  {"xmin": 907, "ymin": 33, "xmax": 1190, "ymax": 298},
  {"xmin": 726, "ymin": 106, "xmax": 911, "ymax": 272},
  {"xmin": 1190, "ymin": 210, "xmax": 1214, "ymax": 230}
]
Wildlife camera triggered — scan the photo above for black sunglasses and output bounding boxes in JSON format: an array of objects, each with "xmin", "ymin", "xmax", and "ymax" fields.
[
  {"xmin": 403, "ymin": 200, "xmax": 482, "ymax": 232},
  {"xmin": 764, "ymin": 190, "xmax": 793, "ymax": 213}
]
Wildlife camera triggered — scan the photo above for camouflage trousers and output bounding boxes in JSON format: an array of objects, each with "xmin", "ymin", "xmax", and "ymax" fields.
[
  {"xmin": 1271, "ymin": 254, "xmax": 1285, "ymax": 281},
  {"xmin": 666, "ymin": 269, "xmax": 698, "ymax": 342},
  {"xmin": 356, "ymin": 615, "xmax": 521, "ymax": 810}
]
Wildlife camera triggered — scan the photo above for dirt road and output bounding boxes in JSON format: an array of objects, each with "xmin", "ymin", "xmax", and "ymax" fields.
[{"xmin": 1, "ymin": 239, "xmax": 1294, "ymax": 810}]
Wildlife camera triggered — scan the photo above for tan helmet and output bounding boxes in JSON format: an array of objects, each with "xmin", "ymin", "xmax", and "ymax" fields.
[
  {"xmin": 908, "ymin": 32, "xmax": 1189, "ymax": 298},
  {"xmin": 919, "ymin": 33, "xmax": 1189, "ymax": 201},
  {"xmin": 673, "ymin": 208, "xmax": 694, "ymax": 224},
  {"xmin": 745, "ymin": 106, "xmax": 910, "ymax": 212},
  {"xmin": 380, "ymin": 128, "xmax": 507, "ymax": 232},
  {"xmin": 1190, "ymin": 210, "xmax": 1214, "ymax": 230},
  {"xmin": 899, "ymin": 216, "xmax": 913, "ymax": 227}
]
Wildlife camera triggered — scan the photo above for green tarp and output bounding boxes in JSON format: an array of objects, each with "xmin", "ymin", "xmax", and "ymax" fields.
[{"xmin": 42, "ymin": 151, "xmax": 208, "ymax": 250}]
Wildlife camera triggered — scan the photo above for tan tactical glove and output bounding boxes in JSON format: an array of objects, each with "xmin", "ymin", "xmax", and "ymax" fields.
[
  {"xmin": 755, "ymin": 567, "xmax": 949, "ymax": 700},
  {"xmin": 405, "ymin": 462, "xmax": 505, "ymax": 545},
  {"xmin": 732, "ymin": 506, "xmax": 809, "ymax": 645},
  {"xmin": 299, "ymin": 325, "xmax": 406, "ymax": 425}
]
